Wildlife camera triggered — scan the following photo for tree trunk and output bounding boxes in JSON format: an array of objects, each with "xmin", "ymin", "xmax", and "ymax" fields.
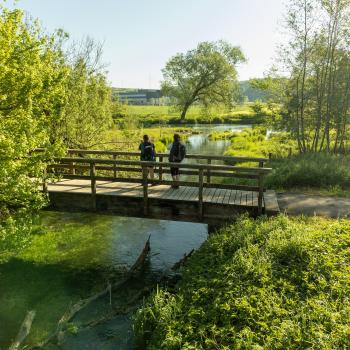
[{"xmin": 180, "ymin": 102, "xmax": 191, "ymax": 121}]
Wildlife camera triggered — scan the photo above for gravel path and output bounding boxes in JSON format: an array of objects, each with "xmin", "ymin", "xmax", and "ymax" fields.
[{"xmin": 277, "ymin": 193, "xmax": 350, "ymax": 219}]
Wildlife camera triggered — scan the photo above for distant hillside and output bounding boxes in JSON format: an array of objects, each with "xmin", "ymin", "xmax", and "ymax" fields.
[{"xmin": 239, "ymin": 81, "xmax": 268, "ymax": 102}]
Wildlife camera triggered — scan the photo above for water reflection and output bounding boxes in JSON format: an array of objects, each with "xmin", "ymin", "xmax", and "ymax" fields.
[{"xmin": 0, "ymin": 212, "xmax": 207, "ymax": 349}]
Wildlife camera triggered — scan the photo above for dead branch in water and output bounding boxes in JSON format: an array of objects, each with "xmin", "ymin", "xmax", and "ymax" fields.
[
  {"xmin": 28, "ymin": 236, "xmax": 151, "ymax": 350},
  {"xmin": 8, "ymin": 310, "xmax": 36, "ymax": 350},
  {"xmin": 172, "ymin": 249, "xmax": 195, "ymax": 270}
]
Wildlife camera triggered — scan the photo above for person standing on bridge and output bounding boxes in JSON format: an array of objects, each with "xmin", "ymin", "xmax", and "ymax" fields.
[
  {"xmin": 169, "ymin": 133, "xmax": 186, "ymax": 189},
  {"xmin": 139, "ymin": 135, "xmax": 156, "ymax": 183}
]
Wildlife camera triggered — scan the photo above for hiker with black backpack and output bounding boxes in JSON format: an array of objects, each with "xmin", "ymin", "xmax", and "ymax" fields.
[
  {"xmin": 139, "ymin": 135, "xmax": 156, "ymax": 183},
  {"xmin": 169, "ymin": 133, "xmax": 186, "ymax": 189}
]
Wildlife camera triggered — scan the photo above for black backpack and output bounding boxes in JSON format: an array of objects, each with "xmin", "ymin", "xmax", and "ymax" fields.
[
  {"xmin": 143, "ymin": 142, "xmax": 155, "ymax": 161},
  {"xmin": 173, "ymin": 143, "xmax": 186, "ymax": 162}
]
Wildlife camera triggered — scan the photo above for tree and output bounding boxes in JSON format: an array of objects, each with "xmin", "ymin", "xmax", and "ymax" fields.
[
  {"xmin": 54, "ymin": 38, "xmax": 113, "ymax": 149},
  {"xmin": 264, "ymin": 0, "xmax": 350, "ymax": 153},
  {"xmin": 161, "ymin": 41, "xmax": 245, "ymax": 120},
  {"xmin": 0, "ymin": 6, "xmax": 67, "ymax": 258}
]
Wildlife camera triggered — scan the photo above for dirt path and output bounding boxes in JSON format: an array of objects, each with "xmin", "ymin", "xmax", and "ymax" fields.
[{"xmin": 277, "ymin": 193, "xmax": 350, "ymax": 219}]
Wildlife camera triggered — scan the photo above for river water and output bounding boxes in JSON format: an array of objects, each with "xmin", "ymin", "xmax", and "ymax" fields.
[{"xmin": 0, "ymin": 124, "xmax": 251, "ymax": 350}]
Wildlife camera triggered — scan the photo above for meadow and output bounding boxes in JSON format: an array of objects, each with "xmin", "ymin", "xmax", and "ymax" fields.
[{"xmin": 113, "ymin": 103, "xmax": 263, "ymax": 126}]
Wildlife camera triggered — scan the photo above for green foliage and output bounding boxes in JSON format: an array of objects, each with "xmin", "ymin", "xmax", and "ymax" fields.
[
  {"xmin": 162, "ymin": 41, "xmax": 245, "ymax": 120},
  {"xmin": 134, "ymin": 215, "xmax": 350, "ymax": 349},
  {"xmin": 221, "ymin": 128, "xmax": 297, "ymax": 159},
  {"xmin": 0, "ymin": 5, "xmax": 113, "ymax": 258},
  {"xmin": 61, "ymin": 58, "xmax": 113, "ymax": 148},
  {"xmin": 277, "ymin": 0, "xmax": 350, "ymax": 152},
  {"xmin": 250, "ymin": 100, "xmax": 266, "ymax": 116},
  {"xmin": 0, "ymin": 6, "xmax": 67, "ymax": 256}
]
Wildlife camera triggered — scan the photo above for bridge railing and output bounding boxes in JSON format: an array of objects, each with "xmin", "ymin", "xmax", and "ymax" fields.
[{"xmin": 41, "ymin": 150, "xmax": 271, "ymax": 216}]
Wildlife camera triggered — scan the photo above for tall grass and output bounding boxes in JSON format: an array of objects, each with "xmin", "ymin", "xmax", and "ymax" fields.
[
  {"xmin": 267, "ymin": 153, "xmax": 350, "ymax": 191},
  {"xmin": 219, "ymin": 127, "xmax": 297, "ymax": 159},
  {"xmin": 133, "ymin": 215, "xmax": 350, "ymax": 349}
]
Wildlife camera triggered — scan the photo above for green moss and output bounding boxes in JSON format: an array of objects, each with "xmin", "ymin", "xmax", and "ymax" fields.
[{"xmin": 134, "ymin": 215, "xmax": 350, "ymax": 349}]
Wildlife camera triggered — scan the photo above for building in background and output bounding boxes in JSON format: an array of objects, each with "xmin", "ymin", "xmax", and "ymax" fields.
[{"xmin": 113, "ymin": 88, "xmax": 164, "ymax": 105}]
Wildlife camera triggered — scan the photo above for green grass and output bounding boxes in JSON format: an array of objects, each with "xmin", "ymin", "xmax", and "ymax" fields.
[
  {"xmin": 211, "ymin": 128, "xmax": 350, "ymax": 196},
  {"xmin": 133, "ymin": 215, "xmax": 350, "ymax": 349},
  {"xmin": 266, "ymin": 153, "xmax": 350, "ymax": 192},
  {"xmin": 212, "ymin": 127, "xmax": 297, "ymax": 160},
  {"xmin": 113, "ymin": 104, "xmax": 264, "ymax": 126}
]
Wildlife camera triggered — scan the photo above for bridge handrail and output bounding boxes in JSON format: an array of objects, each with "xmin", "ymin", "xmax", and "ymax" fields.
[
  {"xmin": 54, "ymin": 157, "xmax": 271, "ymax": 174},
  {"xmin": 39, "ymin": 150, "xmax": 273, "ymax": 216},
  {"xmin": 35, "ymin": 148, "xmax": 269, "ymax": 165}
]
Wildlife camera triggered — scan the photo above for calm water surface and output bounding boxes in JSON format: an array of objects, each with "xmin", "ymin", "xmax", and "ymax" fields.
[{"xmin": 0, "ymin": 212, "xmax": 207, "ymax": 349}]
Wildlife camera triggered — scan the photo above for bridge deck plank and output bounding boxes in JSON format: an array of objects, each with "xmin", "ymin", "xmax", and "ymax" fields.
[{"xmin": 43, "ymin": 179, "xmax": 279, "ymax": 214}]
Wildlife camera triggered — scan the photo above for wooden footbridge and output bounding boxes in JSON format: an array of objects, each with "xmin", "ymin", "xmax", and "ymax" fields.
[{"xmin": 39, "ymin": 149, "xmax": 280, "ymax": 228}]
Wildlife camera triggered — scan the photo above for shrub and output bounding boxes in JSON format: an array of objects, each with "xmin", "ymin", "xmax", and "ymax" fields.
[
  {"xmin": 266, "ymin": 153, "xmax": 350, "ymax": 190},
  {"xmin": 134, "ymin": 215, "xmax": 350, "ymax": 349}
]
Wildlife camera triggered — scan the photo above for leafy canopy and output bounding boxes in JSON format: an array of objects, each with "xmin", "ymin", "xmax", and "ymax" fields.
[
  {"xmin": 0, "ymin": 6, "xmax": 67, "ymax": 257},
  {"xmin": 161, "ymin": 41, "xmax": 245, "ymax": 120}
]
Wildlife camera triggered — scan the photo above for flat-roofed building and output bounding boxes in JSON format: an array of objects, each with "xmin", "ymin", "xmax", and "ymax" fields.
[{"xmin": 115, "ymin": 89, "xmax": 163, "ymax": 105}]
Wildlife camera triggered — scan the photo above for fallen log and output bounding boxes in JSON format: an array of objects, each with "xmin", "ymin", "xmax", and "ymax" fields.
[
  {"xmin": 28, "ymin": 236, "xmax": 151, "ymax": 349},
  {"xmin": 8, "ymin": 310, "xmax": 36, "ymax": 350}
]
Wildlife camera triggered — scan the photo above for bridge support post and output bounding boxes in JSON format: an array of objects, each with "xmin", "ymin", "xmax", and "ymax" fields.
[
  {"xmin": 142, "ymin": 166, "xmax": 149, "ymax": 215},
  {"xmin": 113, "ymin": 154, "xmax": 117, "ymax": 178},
  {"xmin": 207, "ymin": 159, "xmax": 211, "ymax": 184},
  {"xmin": 42, "ymin": 167, "xmax": 48, "ymax": 193},
  {"xmin": 159, "ymin": 155, "xmax": 163, "ymax": 181},
  {"xmin": 199, "ymin": 169, "xmax": 204, "ymax": 218},
  {"xmin": 90, "ymin": 162, "xmax": 96, "ymax": 210},
  {"xmin": 258, "ymin": 173, "xmax": 263, "ymax": 215}
]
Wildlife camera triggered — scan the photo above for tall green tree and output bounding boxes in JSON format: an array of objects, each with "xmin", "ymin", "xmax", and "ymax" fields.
[
  {"xmin": 54, "ymin": 38, "xmax": 113, "ymax": 149},
  {"xmin": 0, "ymin": 6, "xmax": 67, "ymax": 258},
  {"xmin": 161, "ymin": 41, "xmax": 245, "ymax": 120}
]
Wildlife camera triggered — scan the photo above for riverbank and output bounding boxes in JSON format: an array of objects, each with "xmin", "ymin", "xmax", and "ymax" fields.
[{"xmin": 134, "ymin": 214, "xmax": 350, "ymax": 349}]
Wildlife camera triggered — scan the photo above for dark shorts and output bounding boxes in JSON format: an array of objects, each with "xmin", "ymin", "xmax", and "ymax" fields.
[
  {"xmin": 170, "ymin": 161, "xmax": 180, "ymax": 176},
  {"xmin": 170, "ymin": 167, "xmax": 179, "ymax": 176}
]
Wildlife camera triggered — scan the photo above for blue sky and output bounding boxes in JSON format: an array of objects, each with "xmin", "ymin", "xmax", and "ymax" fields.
[{"xmin": 15, "ymin": 0, "xmax": 286, "ymax": 88}]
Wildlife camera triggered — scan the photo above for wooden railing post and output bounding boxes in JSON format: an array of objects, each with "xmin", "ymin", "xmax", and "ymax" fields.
[
  {"xmin": 207, "ymin": 159, "xmax": 211, "ymax": 183},
  {"xmin": 71, "ymin": 162, "xmax": 76, "ymax": 175},
  {"xmin": 90, "ymin": 162, "xmax": 96, "ymax": 210},
  {"xmin": 159, "ymin": 155, "xmax": 163, "ymax": 181},
  {"xmin": 43, "ymin": 167, "xmax": 48, "ymax": 193},
  {"xmin": 258, "ymin": 173, "xmax": 263, "ymax": 215},
  {"xmin": 199, "ymin": 168, "xmax": 204, "ymax": 218},
  {"xmin": 142, "ymin": 165, "xmax": 149, "ymax": 215},
  {"xmin": 113, "ymin": 154, "xmax": 117, "ymax": 178}
]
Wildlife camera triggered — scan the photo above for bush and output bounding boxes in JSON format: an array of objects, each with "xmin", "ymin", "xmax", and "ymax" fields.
[
  {"xmin": 134, "ymin": 215, "xmax": 350, "ymax": 349},
  {"xmin": 266, "ymin": 153, "xmax": 350, "ymax": 190}
]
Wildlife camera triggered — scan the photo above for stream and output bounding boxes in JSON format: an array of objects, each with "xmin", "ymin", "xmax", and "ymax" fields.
[{"xmin": 0, "ymin": 124, "xmax": 251, "ymax": 349}]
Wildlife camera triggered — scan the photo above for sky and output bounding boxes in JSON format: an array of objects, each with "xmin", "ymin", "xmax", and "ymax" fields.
[{"xmin": 14, "ymin": 0, "xmax": 286, "ymax": 89}]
